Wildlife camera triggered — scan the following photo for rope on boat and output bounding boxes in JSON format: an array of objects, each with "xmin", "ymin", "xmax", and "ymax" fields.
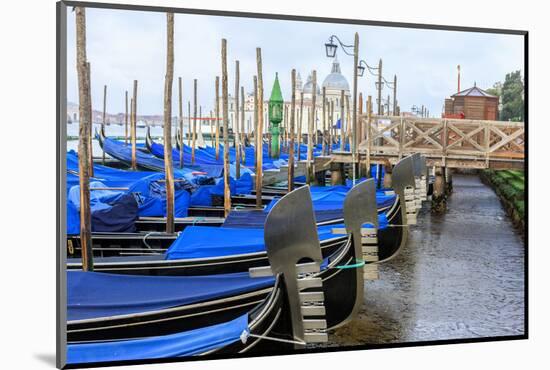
[
  {"xmin": 241, "ymin": 330, "xmax": 307, "ymax": 346},
  {"xmin": 142, "ymin": 232, "xmax": 157, "ymax": 250},
  {"xmin": 142, "ymin": 231, "xmax": 179, "ymax": 250},
  {"xmin": 192, "ymin": 217, "xmax": 205, "ymax": 225},
  {"xmin": 334, "ymin": 259, "xmax": 365, "ymax": 269}
]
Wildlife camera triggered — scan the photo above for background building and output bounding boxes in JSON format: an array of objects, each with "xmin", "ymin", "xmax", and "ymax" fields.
[
  {"xmin": 443, "ymin": 83, "xmax": 499, "ymax": 120},
  {"xmin": 224, "ymin": 56, "xmax": 351, "ymax": 135}
]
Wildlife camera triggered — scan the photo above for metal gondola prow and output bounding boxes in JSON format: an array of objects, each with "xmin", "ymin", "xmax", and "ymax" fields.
[
  {"xmin": 96, "ymin": 125, "xmax": 106, "ymax": 149},
  {"xmin": 175, "ymin": 128, "xmax": 182, "ymax": 151},
  {"xmin": 339, "ymin": 178, "xmax": 378, "ymax": 325},
  {"xmin": 253, "ymin": 186, "xmax": 327, "ymax": 347},
  {"xmin": 392, "ymin": 155, "xmax": 416, "ymax": 252},
  {"xmin": 145, "ymin": 125, "xmax": 156, "ymax": 156}
]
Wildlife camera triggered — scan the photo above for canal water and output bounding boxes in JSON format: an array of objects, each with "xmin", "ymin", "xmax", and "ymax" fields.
[
  {"xmin": 66, "ymin": 122, "xmax": 216, "ymax": 153},
  {"xmin": 329, "ymin": 174, "xmax": 525, "ymax": 345}
]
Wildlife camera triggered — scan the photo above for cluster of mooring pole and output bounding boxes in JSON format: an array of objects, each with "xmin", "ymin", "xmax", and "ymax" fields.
[{"xmin": 73, "ymin": 13, "xmax": 409, "ymax": 271}]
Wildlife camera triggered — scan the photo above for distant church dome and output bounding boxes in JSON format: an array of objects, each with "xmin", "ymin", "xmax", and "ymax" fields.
[
  {"xmin": 322, "ymin": 57, "xmax": 350, "ymax": 92},
  {"xmin": 303, "ymin": 73, "xmax": 321, "ymax": 95}
]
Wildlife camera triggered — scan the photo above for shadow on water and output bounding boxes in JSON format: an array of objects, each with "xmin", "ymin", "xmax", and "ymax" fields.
[{"xmin": 328, "ymin": 174, "xmax": 525, "ymax": 346}]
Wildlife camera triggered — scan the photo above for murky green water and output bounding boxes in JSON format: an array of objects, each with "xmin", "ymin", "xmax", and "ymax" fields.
[{"xmin": 328, "ymin": 174, "xmax": 525, "ymax": 345}]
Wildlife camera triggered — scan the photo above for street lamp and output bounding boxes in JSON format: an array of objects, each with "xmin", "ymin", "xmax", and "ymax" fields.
[
  {"xmin": 325, "ymin": 40, "xmax": 338, "ymax": 58},
  {"xmin": 324, "ymin": 34, "xmax": 358, "ymax": 185},
  {"xmin": 357, "ymin": 63, "xmax": 365, "ymax": 77},
  {"xmin": 324, "ymin": 35, "xmax": 355, "ymax": 58}
]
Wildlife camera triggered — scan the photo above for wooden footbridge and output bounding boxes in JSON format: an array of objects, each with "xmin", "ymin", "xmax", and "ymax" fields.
[{"xmin": 313, "ymin": 115, "xmax": 525, "ymax": 173}]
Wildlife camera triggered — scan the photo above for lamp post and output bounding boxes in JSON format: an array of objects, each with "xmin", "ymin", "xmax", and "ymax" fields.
[
  {"xmin": 324, "ymin": 34, "xmax": 360, "ymax": 184},
  {"xmin": 268, "ymin": 73, "xmax": 284, "ymax": 159}
]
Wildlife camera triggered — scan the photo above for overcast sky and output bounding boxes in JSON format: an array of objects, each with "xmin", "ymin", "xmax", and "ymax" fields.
[{"xmin": 66, "ymin": 7, "xmax": 524, "ymax": 116}]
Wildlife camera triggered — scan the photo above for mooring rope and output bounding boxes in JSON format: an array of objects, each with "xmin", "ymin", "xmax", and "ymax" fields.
[
  {"xmin": 242, "ymin": 331, "xmax": 307, "ymax": 346},
  {"xmin": 334, "ymin": 258, "xmax": 366, "ymax": 269},
  {"xmin": 192, "ymin": 217, "xmax": 205, "ymax": 225},
  {"xmin": 142, "ymin": 231, "xmax": 179, "ymax": 250}
]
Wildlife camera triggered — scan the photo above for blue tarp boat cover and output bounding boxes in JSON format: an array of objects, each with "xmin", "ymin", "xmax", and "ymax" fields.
[
  {"xmin": 67, "ymin": 313, "xmax": 248, "ymax": 364},
  {"xmin": 222, "ymin": 209, "xmax": 345, "ymax": 229},
  {"xmin": 165, "ymin": 224, "xmax": 347, "ymax": 260},
  {"xmin": 67, "ymin": 151, "xmax": 252, "ymax": 232},
  {"xmin": 66, "ymin": 176, "xmax": 192, "ymax": 234},
  {"xmin": 66, "ymin": 150, "xmax": 157, "ymax": 188},
  {"xmin": 263, "ymin": 184, "xmax": 396, "ymax": 214},
  {"xmin": 67, "ymin": 181, "xmax": 139, "ymax": 234},
  {"xmin": 67, "ymin": 271, "xmax": 274, "ymax": 321}
]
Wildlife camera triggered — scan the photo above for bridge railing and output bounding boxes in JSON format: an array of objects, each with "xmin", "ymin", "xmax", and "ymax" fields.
[{"xmin": 358, "ymin": 115, "xmax": 524, "ymax": 164}]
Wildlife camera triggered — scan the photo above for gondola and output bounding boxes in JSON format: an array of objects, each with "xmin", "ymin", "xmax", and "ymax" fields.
[
  {"xmin": 66, "ymin": 156, "xmax": 416, "ymax": 263},
  {"xmin": 67, "ymin": 186, "xmax": 353, "ymax": 348},
  {"xmin": 98, "ymin": 126, "xmax": 274, "ymax": 210}
]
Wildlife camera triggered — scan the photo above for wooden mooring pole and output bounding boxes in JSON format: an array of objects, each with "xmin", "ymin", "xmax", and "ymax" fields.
[
  {"xmin": 124, "ymin": 90, "xmax": 128, "ymax": 145},
  {"xmin": 75, "ymin": 6, "xmax": 93, "ymax": 271},
  {"xmin": 432, "ymin": 166, "xmax": 447, "ymax": 213},
  {"xmin": 393, "ymin": 75, "xmax": 397, "ymax": 116},
  {"xmin": 253, "ymin": 75, "xmax": 258, "ymax": 152},
  {"xmin": 351, "ymin": 32, "xmax": 359, "ymax": 184},
  {"xmin": 187, "ymin": 101, "xmax": 191, "ymax": 146},
  {"xmin": 131, "ymin": 80, "xmax": 137, "ymax": 170},
  {"xmin": 297, "ymin": 91, "xmax": 304, "ymax": 160},
  {"xmin": 192, "ymin": 79, "xmax": 197, "ymax": 164},
  {"xmin": 340, "ymin": 90, "xmax": 345, "ymax": 152},
  {"xmin": 328, "ymin": 100, "xmax": 333, "ymax": 154},
  {"xmin": 288, "ymin": 69, "xmax": 296, "ymax": 192},
  {"xmin": 366, "ymin": 95, "xmax": 372, "ymax": 178},
  {"xmin": 102, "ymin": 84, "xmax": 106, "ymax": 164},
  {"xmin": 163, "ymin": 13, "xmax": 175, "ymax": 234},
  {"xmin": 241, "ymin": 85, "xmax": 246, "ymax": 162},
  {"xmin": 221, "ymin": 39, "xmax": 231, "ymax": 217},
  {"xmin": 307, "ymin": 70, "xmax": 316, "ymax": 185},
  {"xmin": 255, "ymin": 47, "xmax": 264, "ymax": 208},
  {"xmin": 234, "ymin": 60, "xmax": 241, "ymax": 179},
  {"xmin": 322, "ymin": 86, "xmax": 326, "ymax": 155},
  {"xmin": 86, "ymin": 62, "xmax": 94, "ymax": 178},
  {"xmin": 178, "ymin": 76, "xmax": 184, "ymax": 168},
  {"xmin": 215, "ymin": 76, "xmax": 220, "ymax": 160}
]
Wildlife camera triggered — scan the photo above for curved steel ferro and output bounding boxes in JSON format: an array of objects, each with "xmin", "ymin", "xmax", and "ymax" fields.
[
  {"xmin": 339, "ymin": 178, "xmax": 378, "ymax": 327},
  {"xmin": 98, "ymin": 124, "xmax": 106, "ymax": 144},
  {"xmin": 145, "ymin": 126, "xmax": 155, "ymax": 155},
  {"xmin": 390, "ymin": 155, "xmax": 416, "ymax": 256},
  {"xmin": 264, "ymin": 186, "xmax": 323, "ymax": 347}
]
